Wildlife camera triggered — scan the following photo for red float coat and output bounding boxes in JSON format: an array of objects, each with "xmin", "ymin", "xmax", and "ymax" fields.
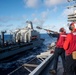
[
  {"xmin": 63, "ymin": 32, "xmax": 76, "ymax": 56},
  {"xmin": 56, "ymin": 32, "xmax": 66, "ymax": 48}
]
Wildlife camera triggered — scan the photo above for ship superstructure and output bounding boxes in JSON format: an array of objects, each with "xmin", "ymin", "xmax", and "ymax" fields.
[
  {"xmin": 12, "ymin": 21, "xmax": 40, "ymax": 43},
  {"xmin": 67, "ymin": 0, "xmax": 76, "ymax": 22},
  {"xmin": 0, "ymin": 21, "xmax": 44, "ymax": 60}
]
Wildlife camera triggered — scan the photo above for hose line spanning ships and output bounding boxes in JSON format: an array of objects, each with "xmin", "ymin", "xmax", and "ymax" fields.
[{"xmin": 0, "ymin": 21, "xmax": 44, "ymax": 60}]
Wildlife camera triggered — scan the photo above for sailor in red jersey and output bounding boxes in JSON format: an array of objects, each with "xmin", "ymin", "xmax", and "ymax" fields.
[
  {"xmin": 63, "ymin": 22, "xmax": 76, "ymax": 75},
  {"xmin": 47, "ymin": 27, "xmax": 67, "ymax": 74}
]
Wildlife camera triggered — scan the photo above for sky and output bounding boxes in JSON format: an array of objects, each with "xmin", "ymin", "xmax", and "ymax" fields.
[{"xmin": 0, "ymin": 0, "xmax": 75, "ymax": 34}]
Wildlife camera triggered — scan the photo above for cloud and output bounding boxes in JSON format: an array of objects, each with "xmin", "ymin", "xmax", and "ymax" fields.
[
  {"xmin": 62, "ymin": 8, "xmax": 74, "ymax": 17},
  {"xmin": 24, "ymin": 0, "xmax": 41, "ymax": 8},
  {"xmin": 44, "ymin": 0, "xmax": 67, "ymax": 7},
  {"xmin": 0, "ymin": 24, "xmax": 3, "ymax": 27},
  {"xmin": 0, "ymin": 24, "xmax": 14, "ymax": 32},
  {"xmin": 33, "ymin": 18, "xmax": 45, "ymax": 27},
  {"xmin": 33, "ymin": 18, "xmax": 39, "ymax": 23},
  {"xmin": 41, "ymin": 9, "xmax": 49, "ymax": 19},
  {"xmin": 7, "ymin": 24, "xmax": 13, "ymax": 27},
  {"xmin": 0, "ymin": 16, "xmax": 9, "ymax": 23},
  {"xmin": 0, "ymin": 16, "xmax": 26, "ymax": 23},
  {"xmin": 57, "ymin": 8, "xmax": 74, "ymax": 23},
  {"xmin": 33, "ymin": 18, "xmax": 42, "ymax": 25},
  {"xmin": 32, "ymin": 13, "xmax": 36, "ymax": 17},
  {"xmin": 0, "ymin": 24, "xmax": 13, "ymax": 28},
  {"xmin": 53, "ymin": 6, "xmax": 57, "ymax": 12},
  {"xmin": 32, "ymin": 9, "xmax": 50, "ymax": 27},
  {"xmin": 23, "ymin": 0, "xmax": 67, "ymax": 8}
]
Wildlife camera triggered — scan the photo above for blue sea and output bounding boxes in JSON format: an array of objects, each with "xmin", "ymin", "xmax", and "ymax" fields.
[{"xmin": 0, "ymin": 34, "xmax": 56, "ymax": 75}]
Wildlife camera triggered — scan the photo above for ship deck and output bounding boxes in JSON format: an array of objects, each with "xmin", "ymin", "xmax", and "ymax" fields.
[
  {"xmin": 40, "ymin": 57, "xmax": 64, "ymax": 75},
  {"xmin": 7, "ymin": 49, "xmax": 64, "ymax": 75}
]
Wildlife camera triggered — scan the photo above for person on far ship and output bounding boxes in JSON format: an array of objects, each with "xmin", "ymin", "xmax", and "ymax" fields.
[
  {"xmin": 47, "ymin": 27, "xmax": 67, "ymax": 75},
  {"xmin": 63, "ymin": 22, "xmax": 76, "ymax": 75}
]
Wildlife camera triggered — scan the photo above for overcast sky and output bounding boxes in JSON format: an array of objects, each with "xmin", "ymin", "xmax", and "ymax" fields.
[{"xmin": 0, "ymin": 0, "xmax": 74, "ymax": 33}]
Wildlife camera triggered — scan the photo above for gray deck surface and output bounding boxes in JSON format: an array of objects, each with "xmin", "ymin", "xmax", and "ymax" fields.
[{"xmin": 40, "ymin": 57, "xmax": 64, "ymax": 75}]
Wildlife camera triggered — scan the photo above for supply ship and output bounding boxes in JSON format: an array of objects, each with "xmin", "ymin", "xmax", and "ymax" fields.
[
  {"xmin": 0, "ymin": 21, "xmax": 44, "ymax": 60},
  {"xmin": 7, "ymin": 0, "xmax": 76, "ymax": 75}
]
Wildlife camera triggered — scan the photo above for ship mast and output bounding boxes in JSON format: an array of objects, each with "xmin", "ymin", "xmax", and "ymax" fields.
[{"xmin": 67, "ymin": 0, "xmax": 76, "ymax": 22}]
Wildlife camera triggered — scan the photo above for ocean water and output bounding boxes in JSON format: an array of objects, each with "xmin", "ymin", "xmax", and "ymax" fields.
[
  {"xmin": 0, "ymin": 34, "xmax": 13, "ymax": 43},
  {"xmin": 4, "ymin": 35, "xmax": 13, "ymax": 41},
  {"xmin": 40, "ymin": 34, "xmax": 56, "ymax": 45},
  {"xmin": 0, "ymin": 34, "xmax": 56, "ymax": 75}
]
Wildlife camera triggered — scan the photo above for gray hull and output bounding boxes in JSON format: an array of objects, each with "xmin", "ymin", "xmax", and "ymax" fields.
[{"xmin": 0, "ymin": 39, "xmax": 43, "ymax": 60}]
